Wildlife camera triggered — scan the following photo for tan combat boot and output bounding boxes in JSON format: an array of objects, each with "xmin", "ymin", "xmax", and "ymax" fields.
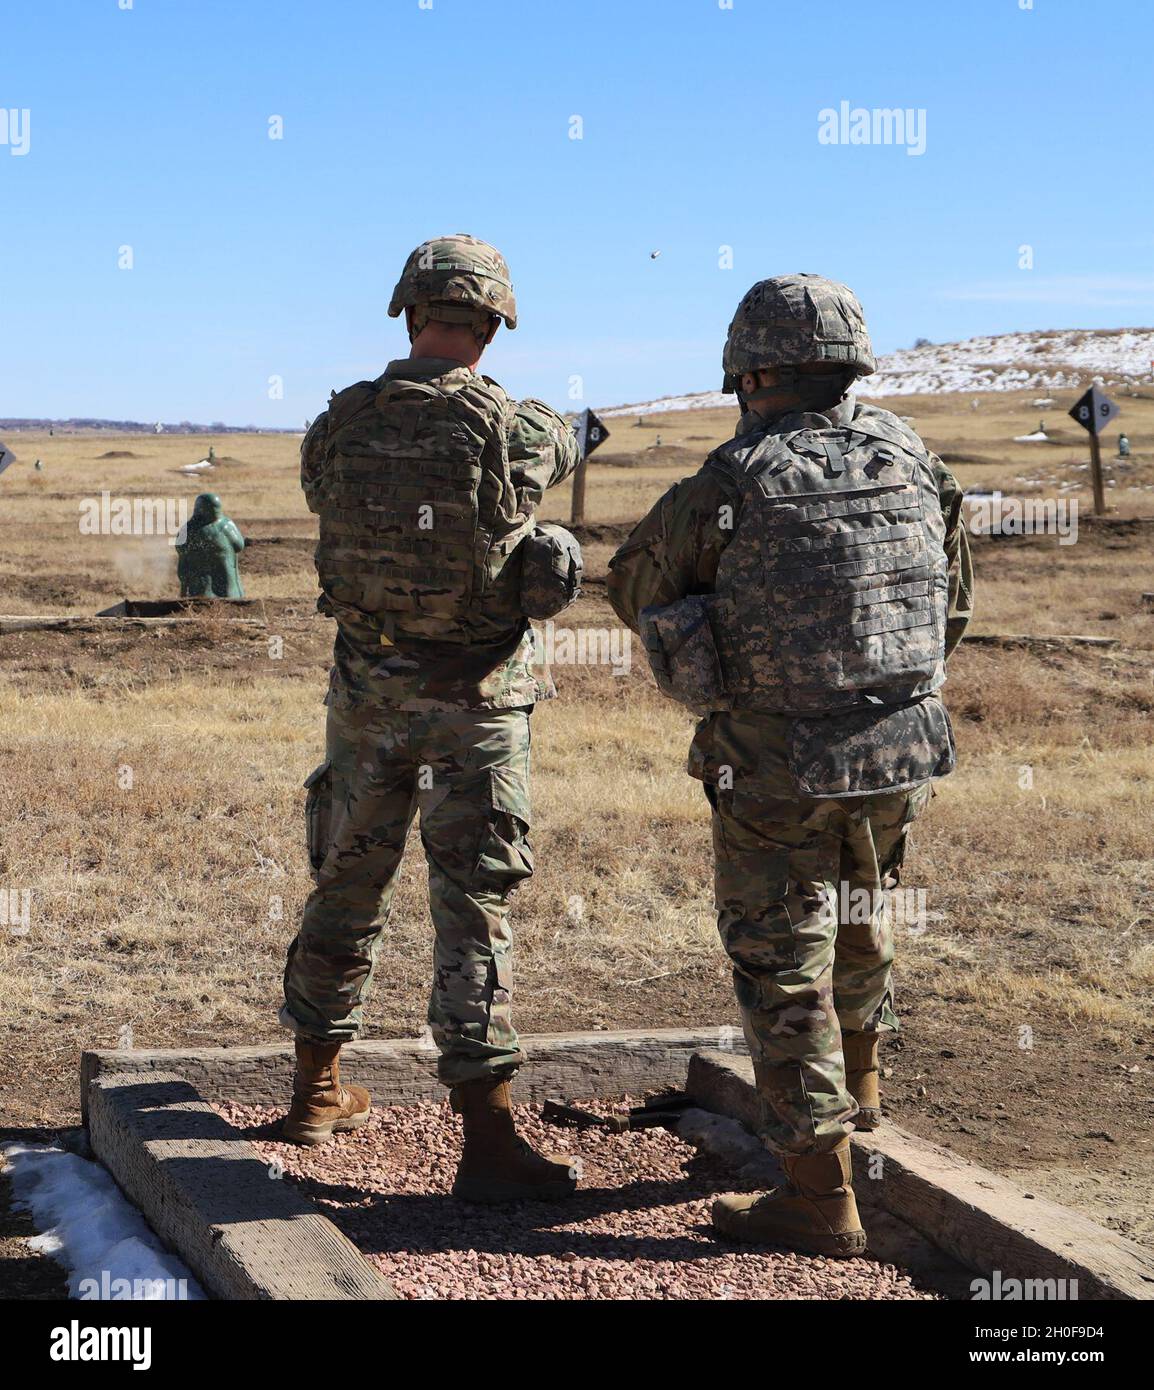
[
  {"xmin": 712, "ymin": 1137, "xmax": 867, "ymax": 1257},
  {"xmin": 282, "ymin": 1040, "xmax": 371, "ymax": 1145},
  {"xmin": 843, "ymin": 1030, "xmax": 882, "ymax": 1131},
  {"xmin": 450, "ymin": 1076, "xmax": 578, "ymax": 1203}
]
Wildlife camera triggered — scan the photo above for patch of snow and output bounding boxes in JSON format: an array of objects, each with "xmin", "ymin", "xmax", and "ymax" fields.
[
  {"xmin": 2, "ymin": 1142, "xmax": 205, "ymax": 1300},
  {"xmin": 859, "ymin": 328, "xmax": 1154, "ymax": 398},
  {"xmin": 600, "ymin": 389, "xmax": 733, "ymax": 419},
  {"xmin": 597, "ymin": 327, "xmax": 1154, "ymax": 416},
  {"xmin": 1013, "ymin": 431, "xmax": 1049, "ymax": 442}
]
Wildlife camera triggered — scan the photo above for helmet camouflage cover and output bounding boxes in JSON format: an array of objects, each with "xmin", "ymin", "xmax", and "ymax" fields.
[
  {"xmin": 722, "ymin": 273, "xmax": 875, "ymax": 391},
  {"xmin": 388, "ymin": 234, "xmax": 517, "ymax": 329}
]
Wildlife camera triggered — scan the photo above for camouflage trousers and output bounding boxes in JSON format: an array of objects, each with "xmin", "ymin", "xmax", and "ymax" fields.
[
  {"xmin": 707, "ymin": 780, "xmax": 931, "ymax": 1157},
  {"xmin": 280, "ymin": 702, "xmax": 534, "ymax": 1085}
]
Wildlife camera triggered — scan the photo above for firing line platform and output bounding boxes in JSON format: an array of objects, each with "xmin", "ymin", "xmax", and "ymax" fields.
[{"xmin": 79, "ymin": 1030, "xmax": 1154, "ymax": 1302}]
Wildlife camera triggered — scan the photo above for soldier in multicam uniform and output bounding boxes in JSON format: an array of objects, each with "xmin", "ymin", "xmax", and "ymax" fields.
[
  {"xmin": 608, "ymin": 275, "xmax": 974, "ymax": 1255},
  {"xmin": 280, "ymin": 235, "xmax": 584, "ymax": 1203}
]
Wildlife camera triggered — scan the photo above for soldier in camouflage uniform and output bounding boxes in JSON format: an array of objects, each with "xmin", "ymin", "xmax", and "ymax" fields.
[
  {"xmin": 280, "ymin": 235, "xmax": 583, "ymax": 1202},
  {"xmin": 608, "ymin": 275, "xmax": 973, "ymax": 1255}
]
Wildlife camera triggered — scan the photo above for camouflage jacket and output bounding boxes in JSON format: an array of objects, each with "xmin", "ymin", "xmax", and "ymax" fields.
[
  {"xmin": 303, "ymin": 357, "xmax": 580, "ymax": 712},
  {"xmin": 607, "ymin": 396, "xmax": 975, "ymax": 792}
]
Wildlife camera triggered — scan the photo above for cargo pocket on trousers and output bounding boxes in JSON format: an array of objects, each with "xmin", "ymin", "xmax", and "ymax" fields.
[
  {"xmin": 879, "ymin": 782, "xmax": 933, "ymax": 888},
  {"xmin": 473, "ymin": 767, "xmax": 534, "ymax": 893},
  {"xmin": 303, "ymin": 760, "xmax": 333, "ymax": 880}
]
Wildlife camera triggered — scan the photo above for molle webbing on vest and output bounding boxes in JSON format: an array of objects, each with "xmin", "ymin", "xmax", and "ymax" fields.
[
  {"xmin": 711, "ymin": 413, "xmax": 949, "ymax": 715},
  {"xmin": 315, "ymin": 372, "xmax": 530, "ymax": 644}
]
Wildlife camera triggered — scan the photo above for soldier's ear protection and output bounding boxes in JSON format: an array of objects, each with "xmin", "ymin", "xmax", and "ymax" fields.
[{"xmin": 735, "ymin": 365, "xmax": 800, "ymax": 413}]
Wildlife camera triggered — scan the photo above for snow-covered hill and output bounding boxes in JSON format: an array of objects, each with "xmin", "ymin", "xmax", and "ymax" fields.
[{"xmin": 599, "ymin": 327, "xmax": 1154, "ymax": 417}]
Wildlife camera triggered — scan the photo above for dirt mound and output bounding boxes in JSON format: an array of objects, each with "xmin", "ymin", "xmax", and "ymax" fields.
[
  {"xmin": 568, "ymin": 522, "xmax": 634, "ymax": 546},
  {"xmin": 0, "ymin": 606, "xmax": 330, "ymax": 691},
  {"xmin": 589, "ymin": 451, "xmax": 646, "ymax": 469},
  {"xmin": 243, "ymin": 536, "xmax": 316, "ymax": 577},
  {"xmin": 938, "ymin": 451, "xmax": 1002, "ymax": 466},
  {"xmin": 641, "ymin": 444, "xmax": 699, "ymax": 465},
  {"xmin": 96, "ymin": 450, "xmax": 139, "ymax": 459},
  {"xmin": 1, "ymin": 573, "xmax": 96, "ymax": 607},
  {"xmin": 593, "ymin": 444, "xmax": 700, "ymax": 469}
]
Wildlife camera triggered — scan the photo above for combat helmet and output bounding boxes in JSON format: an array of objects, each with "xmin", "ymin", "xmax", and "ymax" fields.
[
  {"xmin": 388, "ymin": 234, "xmax": 517, "ymax": 329},
  {"xmin": 722, "ymin": 273, "xmax": 875, "ymax": 392}
]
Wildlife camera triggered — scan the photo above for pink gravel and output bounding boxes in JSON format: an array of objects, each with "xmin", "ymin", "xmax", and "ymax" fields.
[{"xmin": 217, "ymin": 1096, "xmax": 943, "ymax": 1301}]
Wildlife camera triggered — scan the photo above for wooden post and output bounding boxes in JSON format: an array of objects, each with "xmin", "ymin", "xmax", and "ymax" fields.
[
  {"xmin": 570, "ymin": 455, "xmax": 588, "ymax": 526},
  {"xmin": 1089, "ymin": 432, "xmax": 1107, "ymax": 515}
]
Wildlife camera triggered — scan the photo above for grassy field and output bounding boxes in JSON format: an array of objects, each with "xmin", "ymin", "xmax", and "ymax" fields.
[{"xmin": 1, "ymin": 385, "xmax": 1152, "ymax": 1250}]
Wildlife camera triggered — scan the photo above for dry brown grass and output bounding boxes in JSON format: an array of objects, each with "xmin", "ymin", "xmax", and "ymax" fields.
[{"xmin": 2, "ymin": 619, "xmax": 1150, "ymax": 1103}]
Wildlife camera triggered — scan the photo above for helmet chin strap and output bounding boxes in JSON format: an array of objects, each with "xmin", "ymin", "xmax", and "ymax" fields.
[{"xmin": 738, "ymin": 366, "xmax": 853, "ymax": 418}]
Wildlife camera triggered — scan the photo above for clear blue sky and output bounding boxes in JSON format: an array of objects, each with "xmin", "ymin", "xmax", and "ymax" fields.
[{"xmin": 3, "ymin": 0, "xmax": 1152, "ymax": 427}]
